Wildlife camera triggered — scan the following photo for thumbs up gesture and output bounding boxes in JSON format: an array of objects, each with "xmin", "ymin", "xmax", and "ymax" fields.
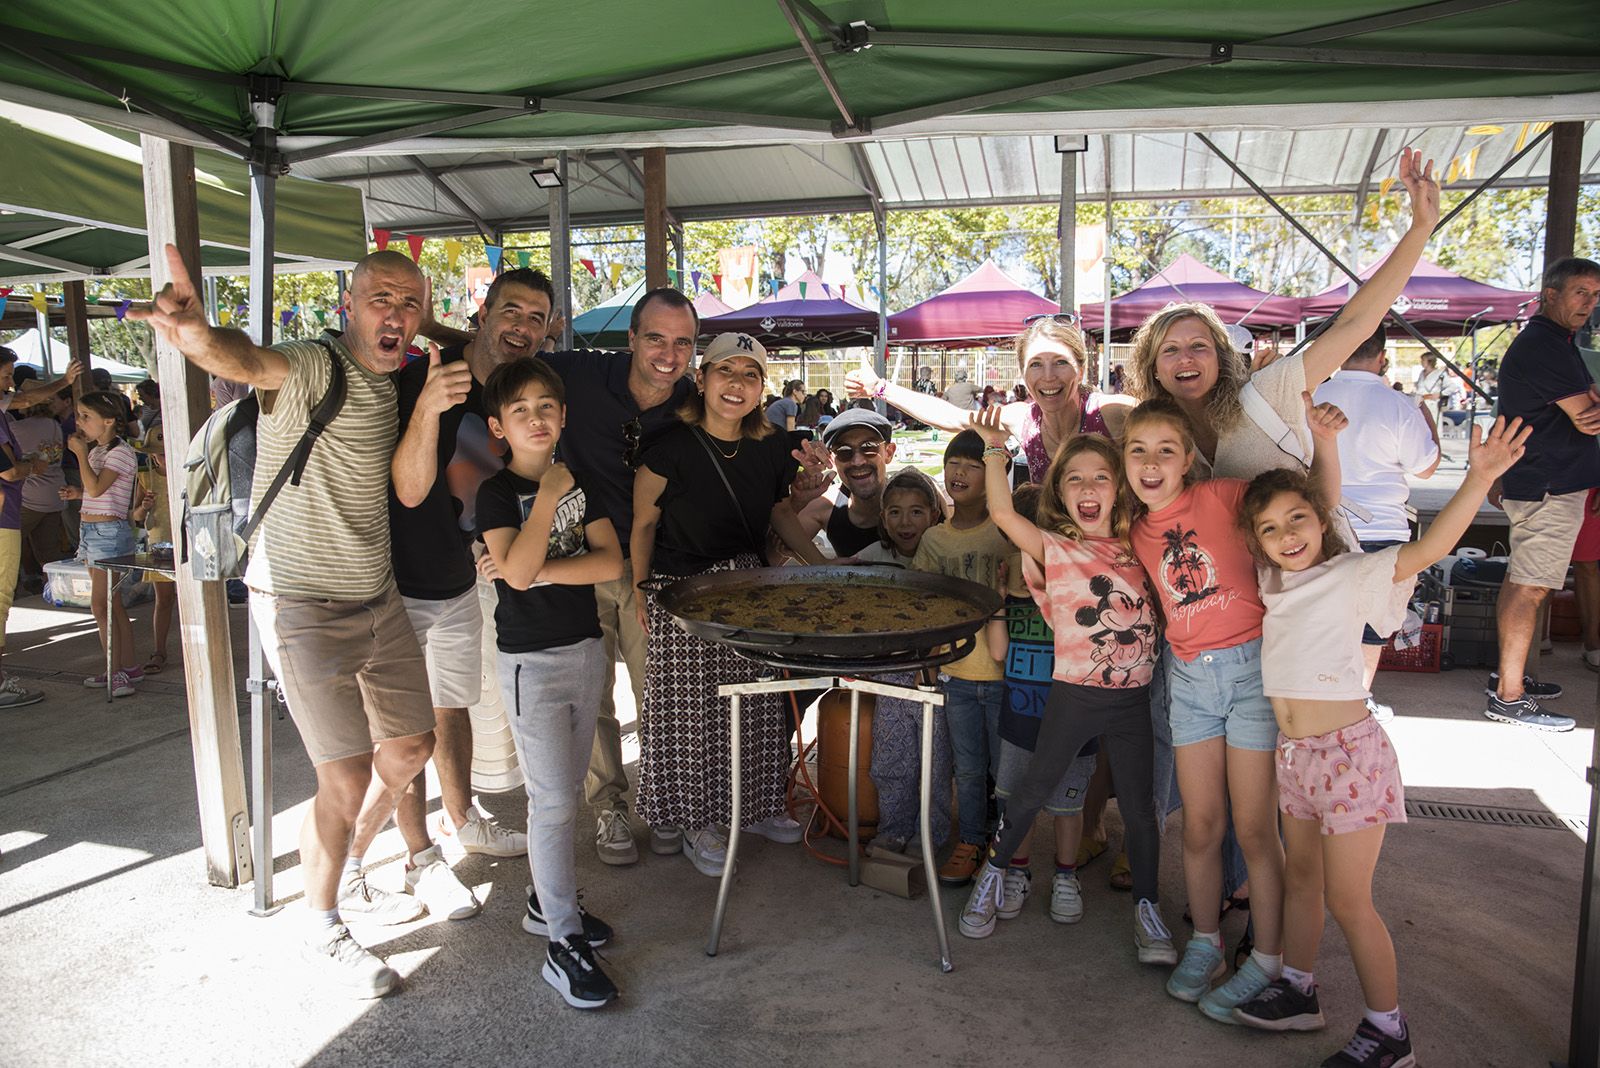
[
  {"xmin": 844, "ymin": 354, "xmax": 882, "ymax": 400},
  {"xmin": 417, "ymin": 342, "xmax": 472, "ymax": 417}
]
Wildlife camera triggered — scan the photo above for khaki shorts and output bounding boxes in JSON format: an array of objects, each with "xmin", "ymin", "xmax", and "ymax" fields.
[
  {"xmin": 251, "ymin": 586, "xmax": 436, "ymax": 765},
  {"xmin": 402, "ymin": 588, "xmax": 483, "ymax": 708},
  {"xmin": 1505, "ymin": 490, "xmax": 1589, "ymax": 589}
]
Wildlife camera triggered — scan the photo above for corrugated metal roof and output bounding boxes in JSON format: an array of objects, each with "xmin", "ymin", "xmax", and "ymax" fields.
[{"xmin": 293, "ymin": 122, "xmax": 1597, "ymax": 236}]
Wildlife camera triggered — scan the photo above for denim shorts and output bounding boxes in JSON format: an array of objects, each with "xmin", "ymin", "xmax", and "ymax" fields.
[
  {"xmin": 1166, "ymin": 637, "xmax": 1277, "ymax": 752},
  {"xmin": 994, "ymin": 738, "xmax": 1096, "ymax": 816},
  {"xmin": 77, "ymin": 519, "xmax": 136, "ymax": 566}
]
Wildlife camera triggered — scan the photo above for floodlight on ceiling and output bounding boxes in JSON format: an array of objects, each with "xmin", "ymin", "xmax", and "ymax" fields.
[
  {"xmin": 528, "ymin": 167, "xmax": 563, "ymax": 189},
  {"xmin": 1054, "ymin": 135, "xmax": 1089, "ymax": 154},
  {"xmin": 1467, "ymin": 125, "xmax": 1504, "ymax": 136}
]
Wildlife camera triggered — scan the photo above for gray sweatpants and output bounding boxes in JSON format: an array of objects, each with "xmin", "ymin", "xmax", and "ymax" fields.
[{"xmin": 500, "ymin": 637, "xmax": 605, "ymax": 941}]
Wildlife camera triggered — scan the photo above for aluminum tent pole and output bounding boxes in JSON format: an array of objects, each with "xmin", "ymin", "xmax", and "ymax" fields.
[
  {"xmin": 1102, "ymin": 135, "xmax": 1113, "ymax": 391},
  {"xmin": 1060, "ymin": 150, "xmax": 1076, "ymax": 313},
  {"xmin": 550, "ymin": 151, "xmax": 574, "ymax": 351}
]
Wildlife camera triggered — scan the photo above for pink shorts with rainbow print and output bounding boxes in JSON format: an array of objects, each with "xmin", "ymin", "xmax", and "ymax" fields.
[{"xmin": 1276, "ymin": 715, "xmax": 1406, "ymax": 836}]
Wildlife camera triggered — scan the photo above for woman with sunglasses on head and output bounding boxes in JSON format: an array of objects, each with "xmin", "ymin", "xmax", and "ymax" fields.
[
  {"xmin": 630, "ymin": 333, "xmax": 828, "ymax": 878},
  {"xmin": 847, "ymin": 313, "xmax": 1134, "ymax": 481}
]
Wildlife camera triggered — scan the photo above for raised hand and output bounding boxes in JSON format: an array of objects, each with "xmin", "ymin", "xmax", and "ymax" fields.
[
  {"xmin": 1303, "ymin": 391, "xmax": 1348, "ymax": 444},
  {"xmin": 126, "ymin": 244, "xmax": 212, "ymax": 352},
  {"xmin": 1467, "ymin": 416, "xmax": 1532, "ymax": 484},
  {"xmin": 544, "ymin": 312, "xmax": 567, "ymax": 349},
  {"xmin": 967, "ymin": 404, "xmax": 1010, "ymax": 448},
  {"xmin": 416, "ymin": 342, "xmax": 472, "ymax": 417},
  {"xmin": 788, "ymin": 460, "xmax": 836, "ymax": 509},
  {"xmin": 1398, "ymin": 146, "xmax": 1440, "ymax": 231},
  {"xmin": 541, "ymin": 461, "xmax": 576, "ymax": 498},
  {"xmin": 844, "ymin": 355, "xmax": 882, "ymax": 400}
]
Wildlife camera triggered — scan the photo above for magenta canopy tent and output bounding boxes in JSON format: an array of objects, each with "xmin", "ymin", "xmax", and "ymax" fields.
[
  {"xmin": 1301, "ymin": 255, "xmax": 1537, "ymax": 334},
  {"xmin": 693, "ymin": 291, "xmax": 733, "ymax": 319},
  {"xmin": 1078, "ymin": 254, "xmax": 1306, "ymax": 339},
  {"xmin": 887, "ymin": 259, "xmax": 1057, "ymax": 346},
  {"xmin": 701, "ymin": 270, "xmax": 880, "ymax": 349}
]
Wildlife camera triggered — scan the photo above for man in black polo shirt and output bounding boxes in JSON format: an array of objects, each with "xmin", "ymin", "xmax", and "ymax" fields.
[
  {"xmin": 345, "ymin": 270, "xmax": 554, "ymax": 897},
  {"xmin": 1487, "ymin": 256, "xmax": 1600, "ymax": 733},
  {"xmin": 785, "ymin": 408, "xmax": 897, "ymax": 557},
  {"xmin": 425, "ymin": 287, "xmax": 698, "ymax": 866}
]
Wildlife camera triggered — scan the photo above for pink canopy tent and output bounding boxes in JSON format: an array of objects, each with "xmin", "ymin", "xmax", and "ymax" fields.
[
  {"xmin": 1077, "ymin": 253, "xmax": 1305, "ymax": 339},
  {"xmin": 887, "ymin": 259, "xmax": 1057, "ymax": 345},
  {"xmin": 701, "ymin": 270, "xmax": 879, "ymax": 349},
  {"xmin": 693, "ymin": 291, "xmax": 733, "ymax": 319},
  {"xmin": 1300, "ymin": 255, "xmax": 1537, "ymax": 334}
]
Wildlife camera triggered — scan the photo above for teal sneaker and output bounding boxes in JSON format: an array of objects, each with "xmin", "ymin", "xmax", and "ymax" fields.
[
  {"xmin": 1166, "ymin": 938, "xmax": 1226, "ymax": 1002},
  {"xmin": 1198, "ymin": 956, "xmax": 1273, "ymax": 1024}
]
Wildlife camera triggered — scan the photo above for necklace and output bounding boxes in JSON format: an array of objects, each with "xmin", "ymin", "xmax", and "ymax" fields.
[{"xmin": 707, "ymin": 434, "xmax": 740, "ymax": 459}]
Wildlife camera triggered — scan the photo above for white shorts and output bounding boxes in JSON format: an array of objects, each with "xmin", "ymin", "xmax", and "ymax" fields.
[{"xmin": 402, "ymin": 588, "xmax": 484, "ymax": 708}]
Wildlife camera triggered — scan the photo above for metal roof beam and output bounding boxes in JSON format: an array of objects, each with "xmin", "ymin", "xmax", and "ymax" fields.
[
  {"xmin": 866, "ymin": 29, "xmax": 1592, "ymax": 72},
  {"xmin": 1432, "ymin": 125, "xmax": 1555, "ymax": 234},
  {"xmin": 8, "ymin": 225, "xmax": 96, "ymax": 250},
  {"xmin": 539, "ymin": 97, "xmax": 834, "ymax": 132},
  {"xmin": 0, "ymin": 241, "xmax": 99, "ymax": 275},
  {"xmin": 0, "ymin": 28, "xmax": 249, "ymax": 86},
  {"xmin": 786, "ymin": 0, "xmax": 852, "ymax": 48},
  {"xmin": 282, "ymin": 108, "xmax": 542, "ymax": 165},
  {"xmin": 1270, "ymin": 0, "xmax": 1518, "ymax": 43},
  {"xmin": 405, "ymin": 155, "xmax": 496, "ymax": 242},
  {"xmin": 563, "ymin": 47, "xmax": 809, "ymax": 101},
  {"xmin": 1349, "ymin": 130, "xmax": 1388, "ymax": 228},
  {"xmin": 774, "ymin": 0, "xmax": 862, "ymax": 133},
  {"xmin": 0, "ymin": 41, "xmax": 250, "ymax": 158},
  {"xmin": 283, "ymin": 82, "xmax": 529, "ymax": 109}
]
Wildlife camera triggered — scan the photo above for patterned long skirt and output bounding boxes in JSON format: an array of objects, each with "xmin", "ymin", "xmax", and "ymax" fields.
[{"xmin": 636, "ymin": 555, "xmax": 791, "ymax": 833}]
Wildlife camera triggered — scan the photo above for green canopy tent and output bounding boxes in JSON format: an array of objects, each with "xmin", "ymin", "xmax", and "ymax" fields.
[{"xmin": 0, "ymin": 101, "xmax": 365, "ymax": 283}]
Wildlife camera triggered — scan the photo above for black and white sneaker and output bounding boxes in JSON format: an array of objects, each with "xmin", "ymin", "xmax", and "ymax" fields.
[
  {"xmin": 542, "ymin": 935, "xmax": 618, "ymax": 1010},
  {"xmin": 523, "ymin": 885, "xmax": 613, "ymax": 946},
  {"xmin": 1233, "ymin": 977, "xmax": 1326, "ymax": 1031},
  {"xmin": 1484, "ymin": 692, "xmax": 1575, "ymax": 732},
  {"xmin": 1319, "ymin": 1016, "xmax": 1415, "ymax": 1067},
  {"xmin": 1486, "ymin": 673, "xmax": 1563, "ymax": 700}
]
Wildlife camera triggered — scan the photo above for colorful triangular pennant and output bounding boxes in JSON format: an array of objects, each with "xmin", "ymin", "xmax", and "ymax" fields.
[
  {"xmin": 579, "ymin": 258, "xmax": 597, "ymax": 277},
  {"xmin": 406, "ymin": 233, "xmax": 425, "ymax": 262},
  {"xmin": 486, "ymin": 245, "xmax": 503, "ymax": 273},
  {"xmin": 373, "ymin": 228, "xmax": 391, "ymax": 251}
]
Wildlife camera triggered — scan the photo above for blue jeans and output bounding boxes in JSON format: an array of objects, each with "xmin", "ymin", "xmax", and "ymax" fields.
[{"xmin": 941, "ymin": 675, "xmax": 1003, "ymax": 844}]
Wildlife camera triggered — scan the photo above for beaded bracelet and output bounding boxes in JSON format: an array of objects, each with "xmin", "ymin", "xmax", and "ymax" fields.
[
  {"xmin": 871, "ymin": 379, "xmax": 888, "ymax": 400},
  {"xmin": 982, "ymin": 445, "xmax": 1009, "ymax": 460}
]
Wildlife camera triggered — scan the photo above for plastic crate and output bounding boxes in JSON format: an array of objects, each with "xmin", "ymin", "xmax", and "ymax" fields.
[
  {"xmin": 1378, "ymin": 622, "xmax": 1443, "ymax": 673},
  {"xmin": 1418, "ymin": 566, "xmax": 1501, "ymax": 668},
  {"xmin": 42, "ymin": 559, "xmax": 92, "ymax": 608}
]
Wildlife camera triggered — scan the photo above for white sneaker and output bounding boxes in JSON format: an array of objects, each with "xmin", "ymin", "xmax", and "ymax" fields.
[
  {"xmin": 1134, "ymin": 898, "xmax": 1178, "ymax": 965},
  {"xmin": 959, "ymin": 864, "xmax": 1004, "ymax": 939},
  {"xmin": 650, "ymin": 824, "xmax": 684, "ymax": 855},
  {"xmin": 997, "ymin": 867, "xmax": 1031, "ymax": 920},
  {"xmin": 1365, "ymin": 697, "xmax": 1395, "ymax": 723},
  {"xmin": 403, "ymin": 846, "xmax": 481, "ymax": 920},
  {"xmin": 303, "ymin": 924, "xmax": 399, "ymax": 998},
  {"xmin": 682, "ymin": 825, "xmax": 730, "ymax": 878},
  {"xmin": 338, "ymin": 871, "xmax": 426, "ymax": 925},
  {"xmin": 438, "ymin": 809, "xmax": 527, "ymax": 858},
  {"xmin": 1584, "ymin": 649, "xmax": 1600, "ymax": 673},
  {"xmin": 595, "ymin": 810, "xmax": 639, "ymax": 866},
  {"xmin": 1050, "ymin": 871, "xmax": 1085, "ymax": 924},
  {"xmin": 748, "ymin": 813, "xmax": 803, "ymax": 844}
]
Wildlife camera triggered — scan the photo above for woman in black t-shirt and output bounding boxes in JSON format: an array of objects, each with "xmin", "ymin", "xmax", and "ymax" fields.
[{"xmin": 630, "ymin": 333, "xmax": 825, "ymax": 878}]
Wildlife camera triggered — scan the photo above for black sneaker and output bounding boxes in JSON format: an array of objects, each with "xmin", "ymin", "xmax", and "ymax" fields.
[
  {"xmin": 542, "ymin": 935, "xmax": 618, "ymax": 1010},
  {"xmin": 523, "ymin": 885, "xmax": 613, "ymax": 946},
  {"xmin": 1233, "ymin": 977, "xmax": 1326, "ymax": 1031},
  {"xmin": 1484, "ymin": 692, "xmax": 1576, "ymax": 732},
  {"xmin": 1486, "ymin": 673, "xmax": 1563, "ymax": 700},
  {"xmin": 1320, "ymin": 1016, "xmax": 1415, "ymax": 1067}
]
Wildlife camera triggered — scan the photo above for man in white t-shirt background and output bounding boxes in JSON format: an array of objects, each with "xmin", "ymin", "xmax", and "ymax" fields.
[{"xmin": 1315, "ymin": 324, "xmax": 1442, "ymax": 718}]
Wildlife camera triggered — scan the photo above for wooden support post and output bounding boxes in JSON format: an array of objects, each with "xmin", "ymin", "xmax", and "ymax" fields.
[
  {"xmin": 1545, "ymin": 121, "xmax": 1583, "ymax": 272},
  {"xmin": 62, "ymin": 281, "xmax": 91, "ymax": 381},
  {"xmin": 140, "ymin": 135, "xmax": 252, "ymax": 889},
  {"xmin": 644, "ymin": 148, "xmax": 668, "ymax": 289}
]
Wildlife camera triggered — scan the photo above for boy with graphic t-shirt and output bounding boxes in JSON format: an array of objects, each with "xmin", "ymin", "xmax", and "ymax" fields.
[{"xmin": 476, "ymin": 356, "xmax": 624, "ymax": 1011}]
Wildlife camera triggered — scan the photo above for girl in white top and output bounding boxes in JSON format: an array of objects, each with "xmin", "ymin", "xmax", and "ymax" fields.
[
  {"xmin": 853, "ymin": 468, "xmax": 945, "ymax": 567},
  {"xmin": 1231, "ymin": 413, "xmax": 1531, "ymax": 1067}
]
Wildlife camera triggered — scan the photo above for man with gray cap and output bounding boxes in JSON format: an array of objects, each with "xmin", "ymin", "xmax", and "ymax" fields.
[{"xmin": 785, "ymin": 407, "xmax": 898, "ymax": 557}]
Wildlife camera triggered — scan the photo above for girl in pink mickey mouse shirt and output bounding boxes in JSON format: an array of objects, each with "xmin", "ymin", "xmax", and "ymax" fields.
[{"xmin": 1231, "ymin": 412, "xmax": 1531, "ymax": 1068}]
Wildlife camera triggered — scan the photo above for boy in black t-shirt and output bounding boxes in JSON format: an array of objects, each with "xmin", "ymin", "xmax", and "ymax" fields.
[{"xmin": 477, "ymin": 356, "xmax": 625, "ymax": 1010}]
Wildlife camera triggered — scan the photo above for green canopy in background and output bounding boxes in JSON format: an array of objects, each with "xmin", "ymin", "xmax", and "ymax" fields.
[{"xmin": 0, "ymin": 102, "xmax": 366, "ymax": 283}]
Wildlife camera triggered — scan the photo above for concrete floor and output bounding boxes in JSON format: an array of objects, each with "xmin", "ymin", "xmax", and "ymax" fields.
[{"xmin": 0, "ymin": 592, "xmax": 1594, "ymax": 1068}]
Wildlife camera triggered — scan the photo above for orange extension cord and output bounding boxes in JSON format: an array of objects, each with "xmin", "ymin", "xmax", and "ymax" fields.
[{"xmin": 780, "ymin": 680, "xmax": 855, "ymax": 868}]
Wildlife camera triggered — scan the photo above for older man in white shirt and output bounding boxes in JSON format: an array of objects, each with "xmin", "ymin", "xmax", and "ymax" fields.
[{"xmin": 1315, "ymin": 325, "xmax": 1442, "ymax": 717}]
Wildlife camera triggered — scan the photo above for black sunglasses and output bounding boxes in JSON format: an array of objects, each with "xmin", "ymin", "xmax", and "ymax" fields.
[
  {"xmin": 830, "ymin": 442, "xmax": 885, "ymax": 463},
  {"xmin": 1023, "ymin": 312, "xmax": 1080, "ymax": 326},
  {"xmin": 622, "ymin": 416, "xmax": 643, "ymax": 470}
]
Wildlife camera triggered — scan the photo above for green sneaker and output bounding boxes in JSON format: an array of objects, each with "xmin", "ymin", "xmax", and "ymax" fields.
[
  {"xmin": 1198, "ymin": 956, "xmax": 1273, "ymax": 1024},
  {"xmin": 1166, "ymin": 937, "xmax": 1226, "ymax": 1002}
]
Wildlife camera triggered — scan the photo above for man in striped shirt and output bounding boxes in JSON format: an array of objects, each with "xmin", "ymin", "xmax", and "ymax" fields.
[{"xmin": 135, "ymin": 246, "xmax": 436, "ymax": 999}]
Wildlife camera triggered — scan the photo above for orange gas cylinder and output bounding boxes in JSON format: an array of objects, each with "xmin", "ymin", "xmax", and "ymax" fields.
[{"xmin": 815, "ymin": 688, "xmax": 879, "ymax": 839}]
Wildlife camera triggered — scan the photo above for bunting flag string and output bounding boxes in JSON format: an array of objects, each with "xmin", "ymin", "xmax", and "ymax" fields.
[
  {"xmin": 515, "ymin": 250, "xmax": 532, "ymax": 269},
  {"xmin": 0, "ymin": 287, "xmax": 11, "ymax": 297},
  {"xmin": 373, "ymin": 228, "xmax": 391, "ymax": 251},
  {"xmin": 29, "ymin": 292, "xmax": 48, "ymax": 314},
  {"xmin": 691, "ymin": 270, "xmax": 702, "ymax": 291},
  {"xmin": 314, "ymin": 308, "xmax": 328, "ymax": 325},
  {"xmin": 236, "ymin": 303, "xmax": 249, "ymax": 320},
  {"xmin": 217, "ymin": 305, "xmax": 230, "ymax": 326},
  {"xmin": 405, "ymin": 233, "xmax": 426, "ymax": 262},
  {"xmin": 0, "ymin": 297, "xmax": 7, "ymax": 321},
  {"xmin": 443, "ymin": 238, "xmax": 463, "ymax": 271},
  {"xmin": 609, "ymin": 263, "xmax": 624, "ymax": 287},
  {"xmin": 666, "ymin": 268, "xmax": 680, "ymax": 288},
  {"xmin": 579, "ymin": 258, "xmax": 597, "ymax": 277},
  {"xmin": 441, "ymin": 297, "xmax": 453, "ymax": 314},
  {"xmin": 820, "ymin": 283, "xmax": 832, "ymax": 298},
  {"xmin": 114, "ymin": 299, "xmax": 133, "ymax": 321},
  {"xmin": 770, "ymin": 279, "xmax": 781, "ymax": 297},
  {"xmin": 485, "ymin": 245, "xmax": 504, "ymax": 273},
  {"xmin": 712, "ymin": 273, "xmax": 722, "ymax": 292},
  {"xmin": 280, "ymin": 309, "xmax": 294, "ymax": 328},
  {"xmin": 798, "ymin": 282, "xmax": 808, "ymax": 299}
]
